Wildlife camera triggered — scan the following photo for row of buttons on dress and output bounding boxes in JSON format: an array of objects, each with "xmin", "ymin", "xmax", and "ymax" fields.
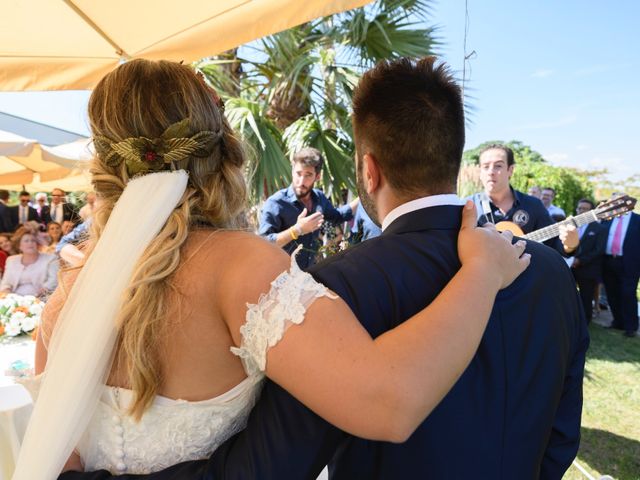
[
  {"xmin": 112, "ymin": 387, "xmax": 127, "ymax": 472},
  {"xmin": 113, "ymin": 414, "xmax": 126, "ymax": 472}
]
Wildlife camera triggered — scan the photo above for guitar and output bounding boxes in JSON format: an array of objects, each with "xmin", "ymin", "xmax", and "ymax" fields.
[{"xmin": 494, "ymin": 195, "xmax": 637, "ymax": 242}]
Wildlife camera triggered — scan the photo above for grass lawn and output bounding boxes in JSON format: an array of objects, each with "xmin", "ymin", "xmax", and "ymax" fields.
[{"xmin": 563, "ymin": 322, "xmax": 640, "ymax": 480}]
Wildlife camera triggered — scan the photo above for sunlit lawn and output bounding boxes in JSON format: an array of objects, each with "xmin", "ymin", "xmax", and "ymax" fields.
[{"xmin": 563, "ymin": 320, "xmax": 640, "ymax": 480}]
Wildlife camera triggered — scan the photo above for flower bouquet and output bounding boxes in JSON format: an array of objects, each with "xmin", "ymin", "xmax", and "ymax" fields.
[{"xmin": 0, "ymin": 294, "xmax": 44, "ymax": 338}]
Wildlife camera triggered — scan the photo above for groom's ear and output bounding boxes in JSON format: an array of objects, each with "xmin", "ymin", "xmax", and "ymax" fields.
[{"xmin": 363, "ymin": 153, "xmax": 382, "ymax": 194}]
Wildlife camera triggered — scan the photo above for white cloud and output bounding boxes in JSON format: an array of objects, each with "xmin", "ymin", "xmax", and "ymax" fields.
[
  {"xmin": 516, "ymin": 115, "xmax": 577, "ymax": 130},
  {"xmin": 576, "ymin": 144, "xmax": 589, "ymax": 151},
  {"xmin": 532, "ymin": 69, "xmax": 553, "ymax": 78}
]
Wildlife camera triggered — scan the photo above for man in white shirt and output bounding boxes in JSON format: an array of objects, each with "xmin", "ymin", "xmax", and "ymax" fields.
[
  {"xmin": 7, "ymin": 191, "xmax": 37, "ymax": 232},
  {"xmin": 602, "ymin": 206, "xmax": 640, "ymax": 337},
  {"xmin": 79, "ymin": 192, "xmax": 97, "ymax": 221},
  {"xmin": 541, "ymin": 187, "xmax": 566, "ymax": 218},
  {"xmin": 48, "ymin": 188, "xmax": 79, "ymax": 226}
]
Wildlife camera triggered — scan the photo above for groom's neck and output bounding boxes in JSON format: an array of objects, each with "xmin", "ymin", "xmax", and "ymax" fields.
[{"xmin": 378, "ymin": 186, "xmax": 456, "ymax": 221}]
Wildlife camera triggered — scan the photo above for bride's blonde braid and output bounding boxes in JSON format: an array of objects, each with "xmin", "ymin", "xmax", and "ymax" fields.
[{"xmin": 87, "ymin": 59, "xmax": 248, "ymax": 420}]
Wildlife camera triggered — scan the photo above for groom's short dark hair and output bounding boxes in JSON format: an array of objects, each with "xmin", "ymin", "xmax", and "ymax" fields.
[{"xmin": 352, "ymin": 57, "xmax": 465, "ymax": 197}]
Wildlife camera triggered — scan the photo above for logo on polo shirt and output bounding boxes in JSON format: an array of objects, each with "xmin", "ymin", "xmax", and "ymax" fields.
[{"xmin": 512, "ymin": 209, "xmax": 530, "ymax": 226}]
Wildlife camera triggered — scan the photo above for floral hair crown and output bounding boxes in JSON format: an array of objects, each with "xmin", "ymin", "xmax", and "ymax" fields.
[{"xmin": 93, "ymin": 118, "xmax": 221, "ymax": 176}]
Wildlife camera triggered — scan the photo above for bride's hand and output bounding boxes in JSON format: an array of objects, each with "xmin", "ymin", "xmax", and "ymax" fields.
[
  {"xmin": 61, "ymin": 451, "xmax": 84, "ymax": 473},
  {"xmin": 457, "ymin": 200, "xmax": 530, "ymax": 289}
]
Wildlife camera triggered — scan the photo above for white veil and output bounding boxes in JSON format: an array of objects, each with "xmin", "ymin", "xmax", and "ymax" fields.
[{"xmin": 12, "ymin": 170, "xmax": 188, "ymax": 480}]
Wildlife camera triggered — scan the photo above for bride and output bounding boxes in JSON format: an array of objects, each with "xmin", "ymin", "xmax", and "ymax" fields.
[{"xmin": 12, "ymin": 59, "xmax": 528, "ymax": 479}]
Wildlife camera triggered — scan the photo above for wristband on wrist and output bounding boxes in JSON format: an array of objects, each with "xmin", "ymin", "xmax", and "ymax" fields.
[{"xmin": 289, "ymin": 226, "xmax": 299, "ymax": 241}]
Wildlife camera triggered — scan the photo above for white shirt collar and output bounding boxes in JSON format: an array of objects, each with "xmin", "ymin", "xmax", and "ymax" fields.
[{"xmin": 381, "ymin": 194, "xmax": 466, "ymax": 231}]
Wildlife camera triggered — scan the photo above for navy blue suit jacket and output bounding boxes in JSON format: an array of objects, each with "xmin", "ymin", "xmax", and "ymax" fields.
[
  {"xmin": 5, "ymin": 205, "xmax": 38, "ymax": 232},
  {"xmin": 603, "ymin": 213, "xmax": 640, "ymax": 278},
  {"xmin": 572, "ymin": 222, "xmax": 606, "ymax": 280},
  {"xmin": 0, "ymin": 202, "xmax": 9, "ymax": 232},
  {"xmin": 60, "ymin": 206, "xmax": 588, "ymax": 480}
]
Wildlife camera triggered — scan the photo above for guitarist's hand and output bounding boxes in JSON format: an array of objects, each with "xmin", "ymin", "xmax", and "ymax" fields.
[
  {"xmin": 458, "ymin": 201, "xmax": 530, "ymax": 290},
  {"xmin": 559, "ymin": 224, "xmax": 579, "ymax": 253}
]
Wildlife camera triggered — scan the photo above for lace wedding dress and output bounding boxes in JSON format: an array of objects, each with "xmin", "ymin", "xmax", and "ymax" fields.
[{"xmin": 22, "ymin": 255, "xmax": 335, "ymax": 474}]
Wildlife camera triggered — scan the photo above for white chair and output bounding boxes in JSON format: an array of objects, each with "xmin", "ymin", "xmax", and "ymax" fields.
[{"xmin": 0, "ymin": 384, "xmax": 33, "ymax": 480}]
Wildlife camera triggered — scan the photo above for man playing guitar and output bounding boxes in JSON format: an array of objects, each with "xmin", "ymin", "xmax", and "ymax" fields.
[{"xmin": 469, "ymin": 144, "xmax": 579, "ymax": 256}]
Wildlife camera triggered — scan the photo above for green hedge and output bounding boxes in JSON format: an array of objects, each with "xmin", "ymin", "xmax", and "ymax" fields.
[{"xmin": 511, "ymin": 162, "xmax": 594, "ymax": 216}]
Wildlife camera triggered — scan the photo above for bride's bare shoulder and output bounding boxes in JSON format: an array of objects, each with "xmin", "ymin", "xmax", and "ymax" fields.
[
  {"xmin": 192, "ymin": 230, "xmax": 290, "ymax": 271},
  {"xmin": 188, "ymin": 230, "xmax": 292, "ymax": 298}
]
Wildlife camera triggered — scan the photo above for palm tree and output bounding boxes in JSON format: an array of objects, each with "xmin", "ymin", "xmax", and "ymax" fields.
[{"xmin": 196, "ymin": 0, "xmax": 438, "ymax": 202}]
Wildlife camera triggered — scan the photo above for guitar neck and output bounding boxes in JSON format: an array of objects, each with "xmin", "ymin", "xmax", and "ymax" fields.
[{"xmin": 523, "ymin": 211, "xmax": 598, "ymax": 243}]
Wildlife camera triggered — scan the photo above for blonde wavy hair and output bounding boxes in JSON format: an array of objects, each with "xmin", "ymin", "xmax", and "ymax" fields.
[{"xmin": 87, "ymin": 59, "xmax": 247, "ymax": 419}]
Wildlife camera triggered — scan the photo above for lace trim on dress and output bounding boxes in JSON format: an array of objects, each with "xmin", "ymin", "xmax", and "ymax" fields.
[
  {"xmin": 230, "ymin": 247, "xmax": 337, "ymax": 375},
  {"xmin": 18, "ymin": 373, "xmax": 264, "ymax": 475}
]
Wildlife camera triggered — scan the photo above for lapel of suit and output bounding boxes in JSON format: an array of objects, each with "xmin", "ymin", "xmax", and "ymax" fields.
[
  {"xmin": 624, "ymin": 213, "xmax": 639, "ymax": 247},
  {"xmin": 382, "ymin": 205, "xmax": 463, "ymax": 236},
  {"xmin": 584, "ymin": 222, "xmax": 597, "ymax": 240}
]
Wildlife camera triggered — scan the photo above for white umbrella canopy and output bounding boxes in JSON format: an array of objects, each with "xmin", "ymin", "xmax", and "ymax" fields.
[
  {"xmin": 0, "ymin": 129, "xmax": 92, "ymax": 190},
  {"xmin": 0, "ymin": 171, "xmax": 92, "ymax": 193},
  {"xmin": 0, "ymin": 0, "xmax": 371, "ymax": 91}
]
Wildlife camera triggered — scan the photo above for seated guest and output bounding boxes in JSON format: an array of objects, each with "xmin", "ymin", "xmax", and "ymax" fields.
[
  {"xmin": 0, "ymin": 249, "xmax": 6, "ymax": 276},
  {"xmin": 0, "ymin": 233, "xmax": 15, "ymax": 256},
  {"xmin": 0, "ymin": 225, "xmax": 59, "ymax": 297},
  {"xmin": 0, "ymin": 233, "xmax": 15, "ymax": 275},
  {"xmin": 41, "ymin": 221, "xmax": 63, "ymax": 254}
]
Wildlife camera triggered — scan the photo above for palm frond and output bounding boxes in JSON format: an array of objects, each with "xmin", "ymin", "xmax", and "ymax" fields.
[
  {"xmin": 379, "ymin": 0, "xmax": 434, "ymax": 20},
  {"xmin": 225, "ymin": 98, "xmax": 291, "ymax": 200},
  {"xmin": 195, "ymin": 61, "xmax": 240, "ymax": 97},
  {"xmin": 196, "ymin": 0, "xmax": 442, "ymax": 201}
]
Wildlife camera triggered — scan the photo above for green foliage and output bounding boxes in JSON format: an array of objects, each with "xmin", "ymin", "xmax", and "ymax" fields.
[
  {"xmin": 197, "ymin": 0, "xmax": 438, "ymax": 202},
  {"xmin": 224, "ymin": 98, "xmax": 291, "ymax": 200},
  {"xmin": 511, "ymin": 162, "xmax": 594, "ymax": 215}
]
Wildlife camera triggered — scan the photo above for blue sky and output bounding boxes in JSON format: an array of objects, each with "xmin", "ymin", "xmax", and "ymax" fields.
[
  {"xmin": 0, "ymin": 0, "xmax": 638, "ymax": 182},
  {"xmin": 433, "ymin": 0, "xmax": 639, "ymax": 182}
]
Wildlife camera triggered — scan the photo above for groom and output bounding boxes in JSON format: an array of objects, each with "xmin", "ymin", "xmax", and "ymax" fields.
[{"xmin": 61, "ymin": 58, "xmax": 588, "ymax": 480}]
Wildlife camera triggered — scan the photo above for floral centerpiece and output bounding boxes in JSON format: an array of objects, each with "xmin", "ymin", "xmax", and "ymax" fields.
[{"xmin": 0, "ymin": 294, "xmax": 44, "ymax": 338}]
